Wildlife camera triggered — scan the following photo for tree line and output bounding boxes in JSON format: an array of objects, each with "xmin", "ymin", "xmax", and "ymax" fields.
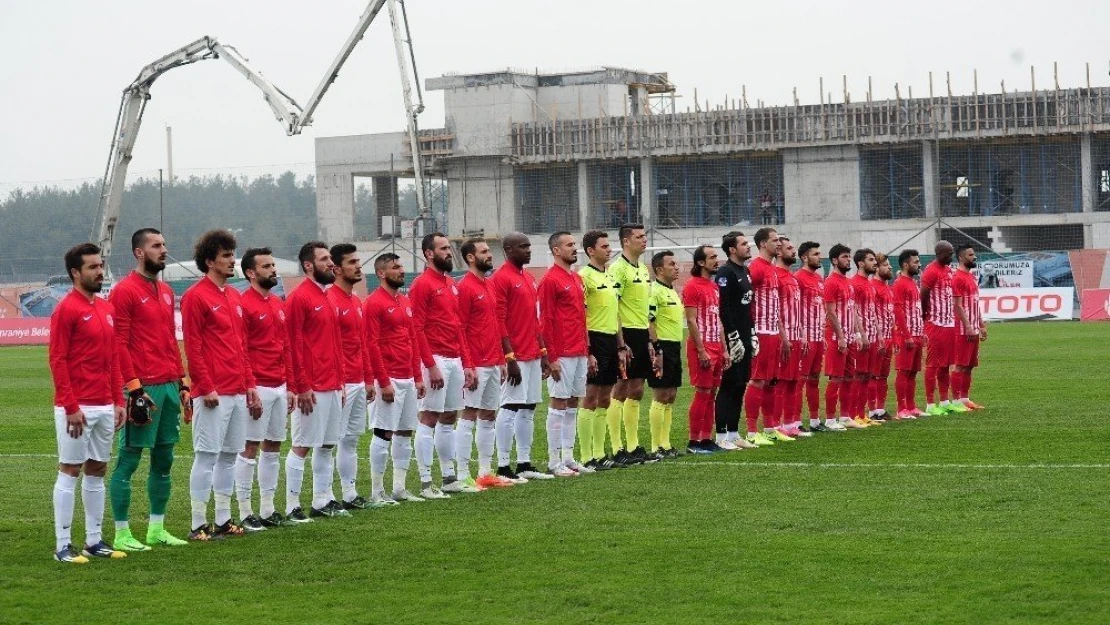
[{"xmin": 0, "ymin": 172, "xmax": 423, "ymax": 283}]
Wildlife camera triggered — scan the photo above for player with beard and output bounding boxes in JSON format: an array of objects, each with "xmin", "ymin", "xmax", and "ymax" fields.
[
  {"xmin": 107, "ymin": 228, "xmax": 189, "ymax": 550},
  {"xmin": 539, "ymin": 232, "xmax": 592, "ymax": 476},
  {"xmin": 49, "ymin": 243, "xmax": 126, "ymax": 563},
  {"xmin": 181, "ymin": 230, "xmax": 261, "ymax": 540},
  {"xmin": 822, "ymin": 244, "xmax": 860, "ymax": 431},
  {"xmin": 326, "ymin": 243, "xmax": 379, "ymax": 510},
  {"xmin": 364, "ymin": 253, "xmax": 427, "ymax": 504},
  {"xmin": 850, "ymin": 249, "xmax": 881, "ymax": 426},
  {"xmin": 491, "ymin": 233, "xmax": 553, "ymax": 482},
  {"xmin": 773, "ymin": 237, "xmax": 810, "ymax": 438},
  {"xmin": 410, "ymin": 233, "xmax": 479, "ymax": 499},
  {"xmin": 683, "ymin": 245, "xmax": 730, "ymax": 452},
  {"xmin": 607, "ymin": 224, "xmax": 654, "ymax": 464},
  {"xmin": 646, "ymin": 250, "xmax": 683, "ymax": 458},
  {"xmin": 893, "ymin": 249, "xmax": 926, "ymax": 419},
  {"xmin": 921, "ymin": 241, "xmax": 965, "ymax": 415},
  {"xmin": 284, "ymin": 242, "xmax": 347, "ymax": 522},
  {"xmin": 952, "ymin": 245, "xmax": 987, "ymax": 410},
  {"xmin": 578, "ymin": 231, "xmax": 623, "ymax": 470},
  {"xmin": 456, "ymin": 239, "xmax": 513, "ymax": 489},
  {"xmin": 714, "ymin": 231, "xmax": 757, "ymax": 449},
  {"xmin": 745, "ymin": 227, "xmax": 794, "ymax": 445},
  {"xmin": 794, "ymin": 242, "xmax": 827, "ymax": 432},
  {"xmin": 235, "ymin": 248, "xmax": 296, "ymax": 530},
  {"xmin": 869, "ymin": 254, "xmax": 896, "ymax": 420}
]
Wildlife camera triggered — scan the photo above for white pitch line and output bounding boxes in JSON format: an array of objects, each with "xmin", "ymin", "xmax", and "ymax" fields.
[
  {"xmin": 0, "ymin": 455, "xmax": 1106, "ymax": 469},
  {"xmin": 668, "ymin": 461, "xmax": 1110, "ymax": 469}
]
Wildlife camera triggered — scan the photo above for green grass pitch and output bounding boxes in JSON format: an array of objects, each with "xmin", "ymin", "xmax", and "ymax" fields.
[{"xmin": 1, "ymin": 322, "xmax": 1108, "ymax": 625}]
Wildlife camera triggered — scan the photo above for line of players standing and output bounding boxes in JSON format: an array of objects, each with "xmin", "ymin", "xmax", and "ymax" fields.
[{"xmin": 47, "ymin": 224, "xmax": 985, "ymax": 562}]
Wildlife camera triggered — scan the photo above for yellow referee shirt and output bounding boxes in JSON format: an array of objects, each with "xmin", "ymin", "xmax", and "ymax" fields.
[
  {"xmin": 649, "ymin": 280, "xmax": 683, "ymax": 342},
  {"xmin": 608, "ymin": 254, "xmax": 651, "ymax": 330},
  {"xmin": 579, "ymin": 264, "xmax": 619, "ymax": 335}
]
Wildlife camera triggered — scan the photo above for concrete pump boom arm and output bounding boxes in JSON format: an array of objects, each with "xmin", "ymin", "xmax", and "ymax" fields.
[{"xmin": 91, "ymin": 0, "xmax": 397, "ymax": 274}]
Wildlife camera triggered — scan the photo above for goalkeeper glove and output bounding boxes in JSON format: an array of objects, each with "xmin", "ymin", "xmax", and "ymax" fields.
[
  {"xmin": 750, "ymin": 331, "xmax": 761, "ymax": 357},
  {"xmin": 127, "ymin": 388, "xmax": 152, "ymax": 426},
  {"xmin": 726, "ymin": 330, "xmax": 746, "ymax": 362}
]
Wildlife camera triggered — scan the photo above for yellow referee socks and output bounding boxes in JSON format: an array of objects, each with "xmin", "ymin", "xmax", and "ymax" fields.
[
  {"xmin": 593, "ymin": 405, "xmax": 609, "ymax": 459},
  {"xmin": 577, "ymin": 408, "xmax": 595, "ymax": 462},
  {"xmin": 605, "ymin": 401, "xmax": 624, "ymax": 454},
  {"xmin": 622, "ymin": 398, "xmax": 641, "ymax": 450},
  {"xmin": 648, "ymin": 400, "xmax": 665, "ymax": 451},
  {"xmin": 661, "ymin": 404, "xmax": 674, "ymax": 450}
]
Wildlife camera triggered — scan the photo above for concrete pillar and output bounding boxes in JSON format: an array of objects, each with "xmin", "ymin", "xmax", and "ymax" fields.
[
  {"xmin": 577, "ymin": 161, "xmax": 590, "ymax": 232},
  {"xmin": 1081, "ymin": 133, "xmax": 1094, "ymax": 213},
  {"xmin": 639, "ymin": 157, "xmax": 654, "ymax": 230},
  {"xmin": 316, "ymin": 172, "xmax": 354, "ymax": 243},
  {"xmin": 631, "ymin": 85, "xmax": 649, "ymax": 116},
  {"xmin": 922, "ymin": 140, "xmax": 938, "ymax": 219},
  {"xmin": 373, "ymin": 176, "xmax": 399, "ymax": 236}
]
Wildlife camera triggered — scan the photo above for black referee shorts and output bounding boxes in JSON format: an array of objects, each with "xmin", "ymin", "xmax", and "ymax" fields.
[
  {"xmin": 647, "ymin": 340, "xmax": 682, "ymax": 389},
  {"xmin": 587, "ymin": 331, "xmax": 619, "ymax": 386},
  {"xmin": 623, "ymin": 327, "xmax": 653, "ymax": 381}
]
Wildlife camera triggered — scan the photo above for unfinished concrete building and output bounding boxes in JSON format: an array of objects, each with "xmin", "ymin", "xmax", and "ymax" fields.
[{"xmin": 315, "ymin": 66, "xmax": 1110, "ymax": 264}]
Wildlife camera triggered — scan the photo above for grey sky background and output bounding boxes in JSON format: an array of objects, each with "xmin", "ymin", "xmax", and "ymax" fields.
[{"xmin": 1, "ymin": 0, "xmax": 1106, "ymax": 187}]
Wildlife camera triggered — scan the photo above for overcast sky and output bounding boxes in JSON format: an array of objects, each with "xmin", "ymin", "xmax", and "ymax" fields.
[{"xmin": 1, "ymin": 0, "xmax": 1106, "ymax": 188}]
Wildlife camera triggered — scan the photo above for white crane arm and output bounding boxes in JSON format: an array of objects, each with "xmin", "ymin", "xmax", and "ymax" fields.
[
  {"xmin": 92, "ymin": 37, "xmax": 306, "ymax": 270},
  {"xmin": 298, "ymin": 0, "xmax": 388, "ymax": 130}
]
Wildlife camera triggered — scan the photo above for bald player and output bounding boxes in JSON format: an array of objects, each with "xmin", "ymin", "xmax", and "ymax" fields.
[
  {"xmin": 491, "ymin": 233, "xmax": 553, "ymax": 482},
  {"xmin": 921, "ymin": 241, "xmax": 966, "ymax": 415}
]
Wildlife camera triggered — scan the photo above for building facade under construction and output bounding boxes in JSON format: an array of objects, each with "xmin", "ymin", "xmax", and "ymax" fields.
[{"xmin": 315, "ymin": 66, "xmax": 1110, "ymax": 262}]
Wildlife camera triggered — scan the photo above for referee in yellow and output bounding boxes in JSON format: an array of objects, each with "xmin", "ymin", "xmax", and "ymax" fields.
[
  {"xmin": 647, "ymin": 250, "xmax": 683, "ymax": 459},
  {"xmin": 607, "ymin": 223, "xmax": 654, "ymax": 465},
  {"xmin": 578, "ymin": 231, "xmax": 622, "ymax": 470}
]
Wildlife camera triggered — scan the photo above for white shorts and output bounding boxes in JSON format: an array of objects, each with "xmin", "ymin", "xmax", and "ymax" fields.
[
  {"xmin": 245, "ymin": 385, "xmax": 288, "ymax": 443},
  {"xmin": 501, "ymin": 358, "xmax": 542, "ymax": 405},
  {"xmin": 371, "ymin": 378, "xmax": 418, "ymax": 432},
  {"xmin": 420, "ymin": 355, "xmax": 465, "ymax": 413},
  {"xmin": 290, "ymin": 389, "xmax": 343, "ymax": 448},
  {"xmin": 342, "ymin": 382, "xmax": 368, "ymax": 437},
  {"xmin": 547, "ymin": 355, "xmax": 588, "ymax": 399},
  {"xmin": 464, "ymin": 365, "xmax": 502, "ymax": 411},
  {"xmin": 191, "ymin": 394, "xmax": 248, "ymax": 454},
  {"xmin": 55, "ymin": 405, "xmax": 114, "ymax": 465}
]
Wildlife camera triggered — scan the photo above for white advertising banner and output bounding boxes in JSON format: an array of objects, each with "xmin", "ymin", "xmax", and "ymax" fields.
[
  {"xmin": 978, "ymin": 287, "xmax": 1074, "ymax": 322},
  {"xmin": 974, "ymin": 260, "xmax": 1035, "ymax": 289}
]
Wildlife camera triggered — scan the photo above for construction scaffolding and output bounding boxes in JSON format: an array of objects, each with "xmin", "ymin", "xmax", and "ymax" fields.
[
  {"xmin": 859, "ymin": 146, "xmax": 925, "ymax": 220},
  {"xmin": 653, "ymin": 155, "xmax": 783, "ymax": 228},
  {"xmin": 935, "ymin": 137, "xmax": 1082, "ymax": 217},
  {"xmin": 511, "ymin": 85, "xmax": 1110, "ymax": 163},
  {"xmin": 1094, "ymin": 135, "xmax": 1110, "ymax": 212}
]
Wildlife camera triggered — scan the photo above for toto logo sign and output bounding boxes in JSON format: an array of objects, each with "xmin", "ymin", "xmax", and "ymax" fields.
[{"xmin": 978, "ymin": 288, "xmax": 1074, "ymax": 322}]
